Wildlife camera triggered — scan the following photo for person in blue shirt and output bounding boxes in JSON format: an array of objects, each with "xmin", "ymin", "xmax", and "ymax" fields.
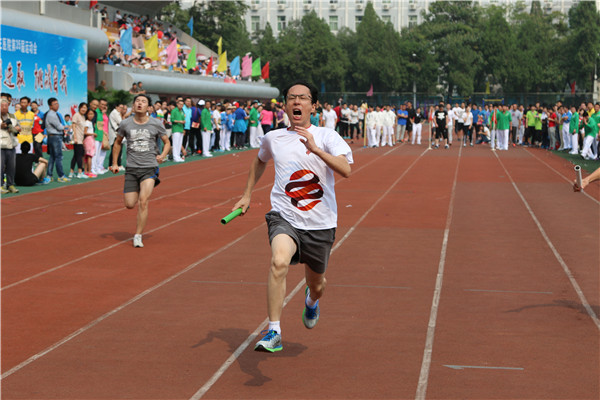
[
  {"xmin": 182, "ymin": 97, "xmax": 192, "ymax": 154},
  {"xmin": 396, "ymin": 104, "xmax": 408, "ymax": 143},
  {"xmin": 559, "ymin": 106, "xmax": 572, "ymax": 151},
  {"xmin": 232, "ymin": 102, "xmax": 248, "ymax": 149}
]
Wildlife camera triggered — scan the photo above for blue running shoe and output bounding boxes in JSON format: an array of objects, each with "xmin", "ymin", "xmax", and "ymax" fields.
[
  {"xmin": 254, "ymin": 330, "xmax": 282, "ymax": 352},
  {"xmin": 302, "ymin": 287, "xmax": 320, "ymax": 329}
]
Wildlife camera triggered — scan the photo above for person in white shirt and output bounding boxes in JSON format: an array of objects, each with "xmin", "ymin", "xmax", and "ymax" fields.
[
  {"xmin": 463, "ymin": 105, "xmax": 473, "ymax": 147},
  {"xmin": 455, "ymin": 103, "xmax": 465, "ymax": 143},
  {"xmin": 446, "ymin": 104, "xmax": 454, "ymax": 145},
  {"xmin": 380, "ymin": 105, "xmax": 395, "ymax": 147},
  {"xmin": 322, "ymin": 103, "xmax": 337, "ymax": 130},
  {"xmin": 365, "ymin": 105, "xmax": 378, "ymax": 147},
  {"xmin": 233, "ymin": 80, "xmax": 353, "ymax": 353},
  {"xmin": 373, "ymin": 106, "xmax": 384, "ymax": 147}
]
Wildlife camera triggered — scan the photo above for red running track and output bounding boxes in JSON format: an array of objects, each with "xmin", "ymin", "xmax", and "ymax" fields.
[{"xmin": 1, "ymin": 142, "xmax": 598, "ymax": 399}]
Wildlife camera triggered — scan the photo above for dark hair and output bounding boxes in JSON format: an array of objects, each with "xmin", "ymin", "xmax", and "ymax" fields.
[
  {"xmin": 48, "ymin": 97, "xmax": 58, "ymax": 107},
  {"xmin": 133, "ymin": 94, "xmax": 152, "ymax": 104},
  {"xmin": 1, "ymin": 92, "xmax": 11, "ymax": 100},
  {"xmin": 20, "ymin": 141, "xmax": 31, "ymax": 153},
  {"xmin": 20, "ymin": 96, "xmax": 31, "ymax": 103},
  {"xmin": 282, "ymin": 80, "xmax": 318, "ymax": 105},
  {"xmin": 78, "ymin": 102, "xmax": 88, "ymax": 110}
]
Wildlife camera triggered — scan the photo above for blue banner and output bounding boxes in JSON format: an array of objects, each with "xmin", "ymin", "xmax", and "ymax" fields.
[{"xmin": 1, "ymin": 25, "xmax": 87, "ymax": 118}]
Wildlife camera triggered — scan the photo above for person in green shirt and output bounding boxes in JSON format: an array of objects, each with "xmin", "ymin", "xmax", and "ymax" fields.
[
  {"xmin": 524, "ymin": 105, "xmax": 536, "ymax": 146},
  {"xmin": 580, "ymin": 113, "xmax": 599, "ymax": 160},
  {"xmin": 568, "ymin": 106, "xmax": 580, "ymax": 155},
  {"xmin": 248, "ymin": 100, "xmax": 261, "ymax": 149},
  {"xmin": 497, "ymin": 105, "xmax": 512, "ymax": 150},
  {"xmin": 200, "ymin": 100, "xmax": 213, "ymax": 158},
  {"xmin": 170, "ymin": 99, "xmax": 186, "ymax": 162},
  {"xmin": 533, "ymin": 107, "xmax": 542, "ymax": 147}
]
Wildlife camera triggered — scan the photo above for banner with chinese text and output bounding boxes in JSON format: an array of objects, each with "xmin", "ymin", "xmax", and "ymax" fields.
[{"xmin": 1, "ymin": 25, "xmax": 87, "ymax": 117}]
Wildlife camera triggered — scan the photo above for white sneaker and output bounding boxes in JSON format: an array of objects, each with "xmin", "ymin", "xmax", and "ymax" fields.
[
  {"xmin": 118, "ymin": 166, "xmax": 125, "ymax": 171},
  {"xmin": 133, "ymin": 234, "xmax": 144, "ymax": 248},
  {"xmin": 76, "ymin": 172, "xmax": 89, "ymax": 179},
  {"xmin": 203, "ymin": 152, "xmax": 213, "ymax": 158}
]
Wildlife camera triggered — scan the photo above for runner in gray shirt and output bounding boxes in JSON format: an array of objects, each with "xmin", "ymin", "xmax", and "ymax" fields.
[{"xmin": 111, "ymin": 94, "xmax": 171, "ymax": 248}]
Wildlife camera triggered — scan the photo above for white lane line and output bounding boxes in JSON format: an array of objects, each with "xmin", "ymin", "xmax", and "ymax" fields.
[
  {"xmin": 1, "ymin": 148, "xmax": 377, "ymax": 377},
  {"xmin": 1, "ymin": 154, "xmax": 246, "ymax": 217},
  {"xmin": 525, "ymin": 149, "xmax": 600, "ymax": 206},
  {"xmin": 190, "ymin": 147, "xmax": 429, "ymax": 400},
  {"xmin": 2, "ymin": 171, "xmax": 248, "ymax": 246},
  {"xmin": 415, "ymin": 145, "xmax": 462, "ymax": 400},
  {"xmin": 444, "ymin": 365, "xmax": 524, "ymax": 371},
  {"xmin": 493, "ymin": 152, "xmax": 600, "ymax": 331},
  {"xmin": 0, "ymin": 224, "xmax": 264, "ymax": 380},
  {"xmin": 0, "ymin": 184, "xmax": 270, "ymax": 291},
  {"xmin": 2, "ymin": 147, "xmax": 374, "ymax": 290},
  {"xmin": 464, "ymin": 289, "xmax": 553, "ymax": 295}
]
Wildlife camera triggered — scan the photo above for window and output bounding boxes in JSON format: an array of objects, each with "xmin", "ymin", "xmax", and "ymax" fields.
[
  {"xmin": 250, "ymin": 0, "xmax": 260, "ymax": 4},
  {"xmin": 303, "ymin": 0, "xmax": 312, "ymax": 3},
  {"xmin": 408, "ymin": 15, "xmax": 417, "ymax": 27},
  {"xmin": 329, "ymin": 15, "xmax": 338, "ymax": 31},
  {"xmin": 382, "ymin": 15, "xmax": 391, "ymax": 23},
  {"xmin": 251, "ymin": 16, "xmax": 260, "ymax": 32},
  {"xmin": 382, "ymin": 0, "xmax": 391, "ymax": 3},
  {"xmin": 355, "ymin": 15, "xmax": 363, "ymax": 27},
  {"xmin": 277, "ymin": 0, "xmax": 286, "ymax": 4},
  {"xmin": 330, "ymin": 0, "xmax": 338, "ymax": 4},
  {"xmin": 277, "ymin": 15, "xmax": 286, "ymax": 31}
]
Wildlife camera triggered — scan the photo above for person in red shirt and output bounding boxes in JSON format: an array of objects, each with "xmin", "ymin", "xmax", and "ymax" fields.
[
  {"xmin": 548, "ymin": 105, "xmax": 559, "ymax": 150},
  {"xmin": 30, "ymin": 101, "xmax": 44, "ymax": 158}
]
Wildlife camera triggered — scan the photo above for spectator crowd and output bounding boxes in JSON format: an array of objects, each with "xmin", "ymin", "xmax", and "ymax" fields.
[{"xmin": 2, "ymin": 87, "xmax": 599, "ymax": 196}]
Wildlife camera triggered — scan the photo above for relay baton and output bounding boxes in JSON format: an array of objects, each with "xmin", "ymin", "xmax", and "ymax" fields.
[
  {"xmin": 221, "ymin": 208, "xmax": 244, "ymax": 225},
  {"xmin": 575, "ymin": 165, "xmax": 582, "ymax": 191}
]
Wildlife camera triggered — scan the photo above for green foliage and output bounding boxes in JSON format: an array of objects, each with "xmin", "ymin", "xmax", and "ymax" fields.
[
  {"xmin": 564, "ymin": 1, "xmax": 600, "ymax": 91},
  {"xmin": 264, "ymin": 12, "xmax": 348, "ymax": 91},
  {"xmin": 158, "ymin": 0, "xmax": 598, "ymax": 98},
  {"xmin": 88, "ymin": 89, "xmax": 133, "ymax": 110}
]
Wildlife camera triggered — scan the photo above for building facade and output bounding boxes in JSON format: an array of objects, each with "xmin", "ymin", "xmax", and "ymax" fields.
[{"xmin": 244, "ymin": 0, "xmax": 597, "ymax": 36}]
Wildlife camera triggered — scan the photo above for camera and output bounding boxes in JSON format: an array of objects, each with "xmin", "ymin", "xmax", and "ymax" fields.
[{"xmin": 3, "ymin": 118, "xmax": 12, "ymax": 126}]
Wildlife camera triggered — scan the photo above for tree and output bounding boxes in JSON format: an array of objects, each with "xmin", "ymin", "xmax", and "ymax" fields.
[
  {"xmin": 564, "ymin": 1, "xmax": 600, "ymax": 92},
  {"xmin": 161, "ymin": 1, "xmax": 253, "ymax": 60},
  {"xmin": 268, "ymin": 12, "xmax": 348, "ymax": 92},
  {"xmin": 476, "ymin": 5, "xmax": 515, "ymax": 92},
  {"xmin": 353, "ymin": 2, "xmax": 404, "ymax": 93},
  {"xmin": 508, "ymin": 4, "xmax": 567, "ymax": 92},
  {"xmin": 416, "ymin": 1, "xmax": 483, "ymax": 97}
]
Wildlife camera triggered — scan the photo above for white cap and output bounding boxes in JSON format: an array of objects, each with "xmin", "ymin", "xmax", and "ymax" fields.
[{"xmin": 198, "ymin": 99, "xmax": 205, "ymax": 106}]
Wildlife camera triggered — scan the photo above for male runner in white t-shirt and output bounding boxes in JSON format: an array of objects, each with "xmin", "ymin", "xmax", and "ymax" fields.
[{"xmin": 233, "ymin": 81, "xmax": 353, "ymax": 352}]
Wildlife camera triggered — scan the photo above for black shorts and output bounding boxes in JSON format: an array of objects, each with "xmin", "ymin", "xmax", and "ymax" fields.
[
  {"xmin": 265, "ymin": 211, "xmax": 336, "ymax": 274},
  {"xmin": 124, "ymin": 167, "xmax": 160, "ymax": 193},
  {"xmin": 456, "ymin": 122, "xmax": 464, "ymax": 132},
  {"xmin": 436, "ymin": 127, "xmax": 447, "ymax": 139},
  {"xmin": 15, "ymin": 172, "xmax": 38, "ymax": 186}
]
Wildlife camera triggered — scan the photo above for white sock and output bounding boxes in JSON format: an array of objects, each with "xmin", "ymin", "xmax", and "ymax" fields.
[
  {"xmin": 268, "ymin": 321, "xmax": 281, "ymax": 334},
  {"xmin": 306, "ymin": 292, "xmax": 318, "ymax": 308},
  {"xmin": 134, "ymin": 234, "xmax": 142, "ymax": 239}
]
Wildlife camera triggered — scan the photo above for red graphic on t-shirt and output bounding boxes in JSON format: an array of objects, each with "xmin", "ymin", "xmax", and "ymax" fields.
[{"xmin": 285, "ymin": 169, "xmax": 323, "ymax": 211}]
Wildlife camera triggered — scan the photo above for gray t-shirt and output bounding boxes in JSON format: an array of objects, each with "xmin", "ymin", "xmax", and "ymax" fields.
[{"xmin": 117, "ymin": 116, "xmax": 167, "ymax": 168}]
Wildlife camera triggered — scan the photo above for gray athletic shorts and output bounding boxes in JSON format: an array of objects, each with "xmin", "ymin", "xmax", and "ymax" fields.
[
  {"xmin": 265, "ymin": 211, "xmax": 336, "ymax": 274},
  {"xmin": 124, "ymin": 167, "xmax": 160, "ymax": 193}
]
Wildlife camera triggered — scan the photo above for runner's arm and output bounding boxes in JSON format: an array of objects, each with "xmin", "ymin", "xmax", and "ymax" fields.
[{"xmin": 233, "ymin": 156, "xmax": 267, "ymax": 213}]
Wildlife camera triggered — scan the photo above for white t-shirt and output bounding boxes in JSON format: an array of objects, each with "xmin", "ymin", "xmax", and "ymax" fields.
[
  {"xmin": 258, "ymin": 125, "xmax": 353, "ymax": 230},
  {"xmin": 365, "ymin": 111, "xmax": 377, "ymax": 128},
  {"xmin": 447, "ymin": 109, "xmax": 454, "ymax": 125},
  {"xmin": 322, "ymin": 109, "xmax": 337, "ymax": 129}
]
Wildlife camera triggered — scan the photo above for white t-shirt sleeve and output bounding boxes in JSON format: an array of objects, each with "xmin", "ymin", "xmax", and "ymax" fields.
[
  {"xmin": 257, "ymin": 131, "xmax": 273, "ymax": 162},
  {"xmin": 324, "ymin": 128, "xmax": 354, "ymax": 164}
]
